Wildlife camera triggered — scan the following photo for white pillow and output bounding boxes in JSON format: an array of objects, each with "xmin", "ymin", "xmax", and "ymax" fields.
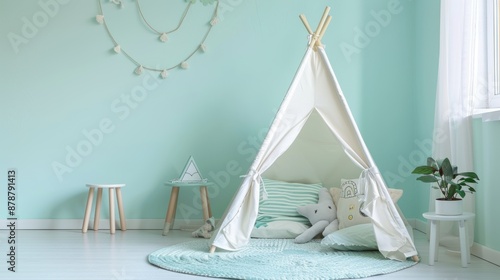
[
  {"xmin": 337, "ymin": 178, "xmax": 370, "ymax": 229},
  {"xmin": 321, "ymin": 223, "xmax": 377, "ymax": 251},
  {"xmin": 251, "ymin": 221, "xmax": 309, "ymax": 239},
  {"xmin": 335, "ymin": 180, "xmax": 404, "ymax": 229},
  {"xmin": 337, "ymin": 196, "xmax": 371, "ymax": 229},
  {"xmin": 330, "ymin": 187, "xmax": 403, "ymax": 206}
]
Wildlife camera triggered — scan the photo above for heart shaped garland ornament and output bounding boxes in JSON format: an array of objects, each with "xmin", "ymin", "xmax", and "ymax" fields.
[
  {"xmin": 200, "ymin": 43, "xmax": 207, "ymax": 52},
  {"xmin": 210, "ymin": 17, "xmax": 218, "ymax": 26},
  {"xmin": 135, "ymin": 65, "xmax": 144, "ymax": 75},
  {"xmin": 113, "ymin": 45, "xmax": 121, "ymax": 53},
  {"xmin": 159, "ymin": 33, "xmax": 168, "ymax": 42},
  {"xmin": 160, "ymin": 70, "xmax": 168, "ymax": 79},
  {"xmin": 96, "ymin": 15, "xmax": 104, "ymax": 24}
]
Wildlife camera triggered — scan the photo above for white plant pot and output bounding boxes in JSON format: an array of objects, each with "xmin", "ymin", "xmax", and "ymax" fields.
[{"xmin": 435, "ymin": 199, "xmax": 463, "ymax": 215}]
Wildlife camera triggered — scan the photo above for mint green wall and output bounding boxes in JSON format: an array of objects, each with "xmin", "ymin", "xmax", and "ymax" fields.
[
  {"xmin": 1, "ymin": 0, "xmax": 434, "ymax": 222},
  {"xmin": 354, "ymin": 0, "xmax": 418, "ymax": 216},
  {"xmin": 408, "ymin": 0, "xmax": 441, "ymax": 218}
]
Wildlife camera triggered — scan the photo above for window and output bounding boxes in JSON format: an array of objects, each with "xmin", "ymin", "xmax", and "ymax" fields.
[{"xmin": 487, "ymin": 0, "xmax": 500, "ymax": 108}]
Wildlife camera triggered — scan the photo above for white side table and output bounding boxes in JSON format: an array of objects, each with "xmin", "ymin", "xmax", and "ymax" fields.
[{"xmin": 422, "ymin": 212, "xmax": 475, "ymax": 267}]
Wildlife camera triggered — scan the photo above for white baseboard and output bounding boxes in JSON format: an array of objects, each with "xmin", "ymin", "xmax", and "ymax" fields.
[
  {"xmin": 412, "ymin": 217, "xmax": 428, "ymax": 233},
  {"xmin": 408, "ymin": 218, "xmax": 500, "ymax": 267},
  {"xmin": 471, "ymin": 243, "xmax": 500, "ymax": 266},
  {"xmin": 0, "ymin": 219, "xmax": 207, "ymax": 230}
]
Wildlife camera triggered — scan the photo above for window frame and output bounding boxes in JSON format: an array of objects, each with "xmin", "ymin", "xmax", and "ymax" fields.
[{"xmin": 487, "ymin": 0, "xmax": 500, "ymax": 108}]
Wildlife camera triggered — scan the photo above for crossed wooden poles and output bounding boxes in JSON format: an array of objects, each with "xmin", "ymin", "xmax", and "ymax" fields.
[{"xmin": 300, "ymin": 6, "xmax": 332, "ymax": 50}]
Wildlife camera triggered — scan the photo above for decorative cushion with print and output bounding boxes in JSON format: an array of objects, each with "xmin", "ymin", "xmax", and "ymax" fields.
[
  {"xmin": 333, "ymin": 179, "xmax": 404, "ymax": 229},
  {"xmin": 338, "ymin": 178, "xmax": 370, "ymax": 229}
]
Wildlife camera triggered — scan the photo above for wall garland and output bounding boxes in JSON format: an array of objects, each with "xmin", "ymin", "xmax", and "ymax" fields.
[
  {"xmin": 96, "ymin": 0, "xmax": 219, "ymax": 78},
  {"xmin": 136, "ymin": 0, "xmax": 192, "ymax": 43}
]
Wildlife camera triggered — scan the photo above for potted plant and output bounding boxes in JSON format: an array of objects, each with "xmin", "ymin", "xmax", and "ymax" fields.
[{"xmin": 412, "ymin": 157, "xmax": 479, "ymax": 215}]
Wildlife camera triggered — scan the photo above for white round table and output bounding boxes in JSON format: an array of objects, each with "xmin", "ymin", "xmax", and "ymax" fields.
[{"xmin": 422, "ymin": 212, "xmax": 475, "ymax": 267}]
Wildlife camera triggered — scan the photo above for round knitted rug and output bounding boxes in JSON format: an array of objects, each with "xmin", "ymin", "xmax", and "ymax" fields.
[{"xmin": 148, "ymin": 239, "xmax": 417, "ymax": 279}]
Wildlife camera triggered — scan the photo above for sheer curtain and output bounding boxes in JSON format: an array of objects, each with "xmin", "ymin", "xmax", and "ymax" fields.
[{"xmin": 432, "ymin": 0, "xmax": 489, "ymax": 250}]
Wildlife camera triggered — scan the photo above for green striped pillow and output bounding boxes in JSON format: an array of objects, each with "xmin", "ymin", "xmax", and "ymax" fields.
[{"xmin": 255, "ymin": 178, "xmax": 323, "ymax": 228}]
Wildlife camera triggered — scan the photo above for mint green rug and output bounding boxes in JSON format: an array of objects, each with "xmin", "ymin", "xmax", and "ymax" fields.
[{"xmin": 148, "ymin": 239, "xmax": 417, "ymax": 279}]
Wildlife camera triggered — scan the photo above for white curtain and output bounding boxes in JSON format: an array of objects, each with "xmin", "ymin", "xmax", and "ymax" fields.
[{"xmin": 432, "ymin": 0, "xmax": 489, "ymax": 250}]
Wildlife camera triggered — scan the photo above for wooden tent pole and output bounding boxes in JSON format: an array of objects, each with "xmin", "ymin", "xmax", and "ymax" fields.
[
  {"xmin": 299, "ymin": 14, "xmax": 313, "ymax": 35},
  {"xmin": 316, "ymin": 15, "xmax": 332, "ymax": 48},
  {"xmin": 314, "ymin": 7, "xmax": 331, "ymax": 38}
]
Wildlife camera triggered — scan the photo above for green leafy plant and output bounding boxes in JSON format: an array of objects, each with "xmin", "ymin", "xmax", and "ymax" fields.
[{"xmin": 411, "ymin": 157, "xmax": 479, "ymax": 200}]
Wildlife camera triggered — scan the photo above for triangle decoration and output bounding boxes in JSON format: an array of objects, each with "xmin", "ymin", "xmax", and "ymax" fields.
[{"xmin": 173, "ymin": 156, "xmax": 207, "ymax": 183}]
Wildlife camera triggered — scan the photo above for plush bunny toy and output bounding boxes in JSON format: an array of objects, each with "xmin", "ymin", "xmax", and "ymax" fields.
[{"xmin": 294, "ymin": 188, "xmax": 339, "ymax": 244}]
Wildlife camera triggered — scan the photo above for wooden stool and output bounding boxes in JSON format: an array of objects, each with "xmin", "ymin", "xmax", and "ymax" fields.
[
  {"xmin": 162, "ymin": 181, "xmax": 213, "ymax": 235},
  {"xmin": 82, "ymin": 184, "xmax": 126, "ymax": 234},
  {"xmin": 423, "ymin": 212, "xmax": 475, "ymax": 267}
]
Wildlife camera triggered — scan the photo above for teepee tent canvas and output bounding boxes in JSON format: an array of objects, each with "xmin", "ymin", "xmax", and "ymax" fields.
[{"xmin": 209, "ymin": 8, "xmax": 418, "ymax": 261}]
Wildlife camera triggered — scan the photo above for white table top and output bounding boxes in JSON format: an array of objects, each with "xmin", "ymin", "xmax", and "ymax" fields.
[
  {"xmin": 86, "ymin": 184, "xmax": 126, "ymax": 188},
  {"xmin": 164, "ymin": 180, "xmax": 213, "ymax": 187},
  {"xmin": 423, "ymin": 212, "xmax": 475, "ymax": 221}
]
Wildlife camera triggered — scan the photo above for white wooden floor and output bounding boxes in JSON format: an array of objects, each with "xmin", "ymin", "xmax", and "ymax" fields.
[{"xmin": 0, "ymin": 229, "xmax": 498, "ymax": 280}]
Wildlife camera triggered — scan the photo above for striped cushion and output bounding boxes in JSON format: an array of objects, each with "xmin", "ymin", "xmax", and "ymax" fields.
[{"xmin": 255, "ymin": 178, "xmax": 323, "ymax": 228}]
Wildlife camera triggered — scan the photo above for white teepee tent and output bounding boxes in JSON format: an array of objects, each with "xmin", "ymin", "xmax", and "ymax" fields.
[{"xmin": 209, "ymin": 8, "xmax": 418, "ymax": 261}]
